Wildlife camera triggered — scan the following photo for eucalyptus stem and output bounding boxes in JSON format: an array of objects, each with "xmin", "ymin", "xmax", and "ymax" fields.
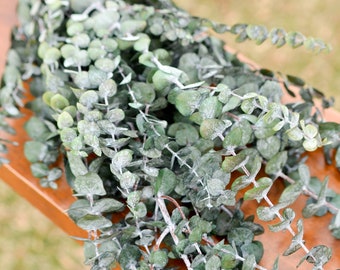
[
  {"xmin": 278, "ymin": 171, "xmax": 340, "ymax": 213},
  {"xmin": 155, "ymin": 196, "xmax": 193, "ymax": 269},
  {"xmin": 229, "ymin": 149, "xmax": 313, "ymax": 259}
]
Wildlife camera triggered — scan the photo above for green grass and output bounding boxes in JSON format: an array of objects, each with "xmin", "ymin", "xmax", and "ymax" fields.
[
  {"xmin": 0, "ymin": 181, "xmax": 87, "ymax": 270},
  {"xmin": 1, "ymin": 2, "xmax": 340, "ymax": 270}
]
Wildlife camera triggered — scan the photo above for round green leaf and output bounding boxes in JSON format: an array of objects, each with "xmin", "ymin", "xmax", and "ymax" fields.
[
  {"xmin": 74, "ymin": 172, "xmax": 106, "ymax": 196},
  {"xmin": 200, "ymin": 119, "xmax": 229, "ymax": 140},
  {"xmin": 50, "ymin": 94, "xmax": 70, "ymax": 110},
  {"xmin": 168, "ymin": 122, "xmax": 199, "ymax": 146},
  {"xmin": 88, "ymin": 47, "xmax": 106, "ymax": 60},
  {"xmin": 99, "ymin": 79, "xmax": 117, "ymax": 98},
  {"xmin": 77, "ymin": 214, "xmax": 112, "ymax": 230},
  {"xmin": 38, "ymin": 42, "xmax": 50, "ymax": 59},
  {"xmin": 207, "ymin": 178, "xmax": 226, "ymax": 196},
  {"xmin": 303, "ymin": 138, "xmax": 319, "ymax": 152},
  {"xmin": 133, "ymin": 34, "xmax": 151, "ymax": 52},
  {"xmin": 43, "ymin": 47, "xmax": 61, "ymax": 64},
  {"xmin": 118, "ymin": 245, "xmax": 141, "ymax": 270},
  {"xmin": 106, "ymin": 108, "xmax": 125, "ymax": 123},
  {"xmin": 175, "ymin": 90, "xmax": 201, "ymax": 116},
  {"xmin": 241, "ymin": 242, "xmax": 264, "ymax": 264},
  {"xmin": 152, "ymin": 70, "xmax": 171, "ymax": 90},
  {"xmin": 222, "ymin": 151, "xmax": 248, "ymax": 173},
  {"xmin": 30, "ymin": 162, "xmax": 49, "ymax": 178},
  {"xmin": 286, "ymin": 126, "xmax": 304, "ymax": 141},
  {"xmin": 95, "ymin": 58, "xmax": 116, "ymax": 73},
  {"xmin": 57, "ymin": 111, "xmax": 74, "ymax": 129},
  {"xmin": 131, "ymin": 82, "xmax": 156, "ymax": 104},
  {"xmin": 244, "ymin": 177, "xmax": 272, "ymax": 201},
  {"xmin": 257, "ymin": 206, "xmax": 276, "ymax": 222},
  {"xmin": 24, "ymin": 141, "xmax": 48, "ymax": 163},
  {"xmin": 188, "ymin": 226, "xmax": 203, "ymax": 243},
  {"xmin": 206, "ymin": 255, "xmax": 221, "ymax": 270},
  {"xmin": 67, "ymin": 22, "xmax": 84, "ymax": 36},
  {"xmin": 221, "ymin": 245, "xmax": 238, "ymax": 269},
  {"xmin": 73, "ymin": 71, "xmax": 91, "ymax": 89},
  {"xmin": 79, "ymin": 90, "xmax": 99, "ymax": 108},
  {"xmin": 199, "ymin": 96, "xmax": 222, "ymax": 119},
  {"xmin": 265, "ymin": 151, "xmax": 288, "ymax": 175},
  {"xmin": 92, "ymin": 198, "xmax": 124, "ymax": 213},
  {"xmin": 256, "ymin": 136, "xmax": 281, "ymax": 159},
  {"xmin": 228, "ymin": 227, "xmax": 254, "ymax": 246},
  {"xmin": 24, "ymin": 117, "xmax": 49, "ymax": 141},
  {"xmin": 111, "ymin": 149, "xmax": 133, "ymax": 173},
  {"xmin": 134, "ymin": 202, "xmax": 147, "ymax": 218},
  {"xmin": 149, "ymin": 250, "xmax": 168, "ymax": 268},
  {"xmin": 154, "ymin": 168, "xmax": 177, "ymax": 195},
  {"xmin": 71, "ymin": 33, "xmax": 90, "ymax": 48},
  {"xmin": 88, "ymin": 66, "xmax": 107, "ymax": 87},
  {"xmin": 119, "ymin": 171, "xmax": 139, "ymax": 190},
  {"xmin": 120, "ymin": 20, "xmax": 147, "ymax": 35}
]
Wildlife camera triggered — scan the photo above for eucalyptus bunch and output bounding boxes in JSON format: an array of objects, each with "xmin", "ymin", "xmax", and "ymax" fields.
[{"xmin": 1, "ymin": 0, "xmax": 340, "ymax": 269}]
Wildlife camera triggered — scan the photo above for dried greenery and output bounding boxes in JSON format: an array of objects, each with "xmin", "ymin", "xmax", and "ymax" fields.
[{"xmin": 1, "ymin": 0, "xmax": 340, "ymax": 269}]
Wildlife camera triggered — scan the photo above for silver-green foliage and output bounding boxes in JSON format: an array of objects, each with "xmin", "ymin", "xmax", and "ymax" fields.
[{"xmin": 1, "ymin": 0, "xmax": 340, "ymax": 269}]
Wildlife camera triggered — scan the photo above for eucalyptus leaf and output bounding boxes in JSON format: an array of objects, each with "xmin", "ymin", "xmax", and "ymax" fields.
[
  {"xmin": 206, "ymin": 255, "xmax": 221, "ymax": 270},
  {"xmin": 74, "ymin": 172, "xmax": 106, "ymax": 196},
  {"xmin": 66, "ymin": 151, "xmax": 88, "ymax": 177},
  {"xmin": 131, "ymin": 82, "xmax": 156, "ymax": 104},
  {"xmin": 244, "ymin": 177, "xmax": 272, "ymax": 201},
  {"xmin": 175, "ymin": 90, "xmax": 201, "ymax": 116},
  {"xmin": 92, "ymin": 198, "xmax": 124, "ymax": 213},
  {"xmin": 297, "ymin": 245, "xmax": 332, "ymax": 269},
  {"xmin": 220, "ymin": 245, "xmax": 239, "ymax": 269},
  {"xmin": 77, "ymin": 214, "xmax": 112, "ymax": 230},
  {"xmin": 95, "ymin": 58, "xmax": 116, "ymax": 73},
  {"xmin": 149, "ymin": 250, "xmax": 168, "ymax": 268},
  {"xmin": 24, "ymin": 141, "xmax": 48, "ymax": 163},
  {"xmin": 154, "ymin": 168, "xmax": 177, "ymax": 195},
  {"xmin": 242, "ymin": 254, "xmax": 256, "ymax": 270},
  {"xmin": 283, "ymin": 219, "xmax": 304, "ymax": 256},
  {"xmin": 269, "ymin": 208, "xmax": 295, "ymax": 232},
  {"xmin": 222, "ymin": 151, "xmax": 248, "ymax": 173},
  {"xmin": 241, "ymin": 241, "xmax": 263, "ymax": 264},
  {"xmin": 119, "ymin": 171, "xmax": 139, "ymax": 190},
  {"xmin": 118, "ymin": 245, "xmax": 141, "ymax": 270},
  {"xmin": 256, "ymin": 136, "xmax": 280, "ymax": 160},
  {"xmin": 199, "ymin": 96, "xmax": 222, "ymax": 119},
  {"xmin": 57, "ymin": 111, "xmax": 74, "ymax": 129},
  {"xmin": 111, "ymin": 149, "xmax": 133, "ymax": 173},
  {"xmin": 200, "ymin": 119, "xmax": 230, "ymax": 140},
  {"xmin": 279, "ymin": 182, "xmax": 304, "ymax": 205},
  {"xmin": 50, "ymin": 94, "xmax": 70, "ymax": 110},
  {"xmin": 265, "ymin": 151, "xmax": 288, "ymax": 175},
  {"xmin": 24, "ymin": 117, "xmax": 49, "ymax": 141},
  {"xmin": 30, "ymin": 162, "xmax": 49, "ymax": 178}
]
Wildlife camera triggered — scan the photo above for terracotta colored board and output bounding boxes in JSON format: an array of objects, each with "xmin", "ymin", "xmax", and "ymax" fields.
[{"xmin": 0, "ymin": 111, "xmax": 87, "ymax": 239}]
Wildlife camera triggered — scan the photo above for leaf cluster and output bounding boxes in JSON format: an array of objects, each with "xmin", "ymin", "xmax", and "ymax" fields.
[{"xmin": 1, "ymin": 0, "xmax": 340, "ymax": 270}]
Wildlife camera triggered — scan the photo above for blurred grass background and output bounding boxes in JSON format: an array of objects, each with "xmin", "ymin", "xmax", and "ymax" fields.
[
  {"xmin": 1, "ymin": 1, "xmax": 340, "ymax": 269},
  {"xmin": 175, "ymin": 0, "xmax": 340, "ymax": 110}
]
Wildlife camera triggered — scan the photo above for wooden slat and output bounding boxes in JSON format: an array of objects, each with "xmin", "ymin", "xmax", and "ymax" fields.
[
  {"xmin": 0, "ymin": 0, "xmax": 87, "ymax": 239},
  {"xmin": 0, "ymin": 1, "xmax": 340, "ymax": 269}
]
